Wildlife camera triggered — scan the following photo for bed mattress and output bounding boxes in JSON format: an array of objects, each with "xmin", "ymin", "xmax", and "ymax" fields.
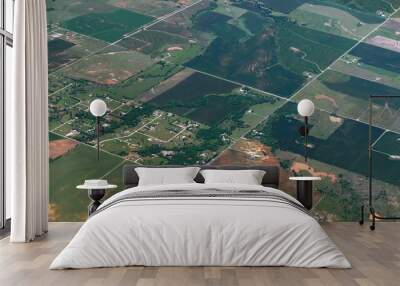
[{"xmin": 50, "ymin": 183, "xmax": 351, "ymax": 269}]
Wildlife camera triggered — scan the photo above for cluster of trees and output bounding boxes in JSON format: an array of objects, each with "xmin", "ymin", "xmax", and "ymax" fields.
[{"xmin": 137, "ymin": 126, "xmax": 226, "ymax": 165}]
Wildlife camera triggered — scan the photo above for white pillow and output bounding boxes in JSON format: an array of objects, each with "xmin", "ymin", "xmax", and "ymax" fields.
[
  {"xmin": 200, "ymin": 169, "xmax": 266, "ymax": 185},
  {"xmin": 135, "ymin": 167, "xmax": 200, "ymax": 186}
]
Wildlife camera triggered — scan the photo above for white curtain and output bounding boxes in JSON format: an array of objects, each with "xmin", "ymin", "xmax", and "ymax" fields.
[{"xmin": 7, "ymin": 0, "xmax": 49, "ymax": 242}]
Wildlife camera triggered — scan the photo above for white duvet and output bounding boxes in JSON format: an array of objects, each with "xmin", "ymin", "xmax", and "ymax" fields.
[{"xmin": 50, "ymin": 183, "xmax": 351, "ymax": 269}]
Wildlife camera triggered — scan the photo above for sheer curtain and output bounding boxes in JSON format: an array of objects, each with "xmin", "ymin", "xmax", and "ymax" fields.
[{"xmin": 7, "ymin": 0, "xmax": 49, "ymax": 242}]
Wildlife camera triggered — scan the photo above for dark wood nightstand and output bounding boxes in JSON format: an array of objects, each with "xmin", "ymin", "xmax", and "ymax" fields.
[
  {"xmin": 289, "ymin": 176, "xmax": 321, "ymax": 210},
  {"xmin": 77, "ymin": 180, "xmax": 117, "ymax": 216}
]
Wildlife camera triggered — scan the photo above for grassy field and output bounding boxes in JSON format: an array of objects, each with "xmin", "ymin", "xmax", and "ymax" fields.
[
  {"xmin": 105, "ymin": 0, "xmax": 185, "ymax": 17},
  {"xmin": 108, "ymin": 62, "xmax": 183, "ymax": 100},
  {"xmin": 46, "ymin": 0, "xmax": 114, "ymax": 25},
  {"xmin": 371, "ymin": 20, "xmax": 400, "ymax": 40},
  {"xmin": 325, "ymin": 0, "xmax": 396, "ymax": 14},
  {"xmin": 308, "ymin": 0, "xmax": 391, "ymax": 23},
  {"xmin": 63, "ymin": 50, "xmax": 155, "ymax": 84},
  {"xmin": 48, "ymin": 29, "xmax": 113, "ymax": 71},
  {"xmin": 214, "ymin": 1, "xmax": 248, "ymax": 19},
  {"xmin": 130, "ymin": 29, "xmax": 190, "ymax": 55},
  {"xmin": 61, "ymin": 8, "xmax": 154, "ymax": 43},
  {"xmin": 289, "ymin": 3, "xmax": 379, "ymax": 39},
  {"xmin": 49, "ymin": 136, "xmax": 123, "ymax": 221},
  {"xmin": 237, "ymin": 0, "xmax": 309, "ymax": 14},
  {"xmin": 374, "ymin": 131, "xmax": 400, "ymax": 156},
  {"xmin": 167, "ymin": 44, "xmax": 203, "ymax": 65},
  {"xmin": 230, "ymin": 99, "xmax": 283, "ymax": 139},
  {"xmin": 332, "ymin": 57, "xmax": 400, "ymax": 90},
  {"xmin": 321, "ymin": 70, "xmax": 400, "ymax": 106}
]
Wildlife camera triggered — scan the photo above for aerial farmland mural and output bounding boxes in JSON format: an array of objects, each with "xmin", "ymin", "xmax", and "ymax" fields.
[{"xmin": 47, "ymin": 0, "xmax": 400, "ymax": 221}]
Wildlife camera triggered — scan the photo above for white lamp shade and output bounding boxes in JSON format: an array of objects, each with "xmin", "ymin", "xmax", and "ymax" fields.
[
  {"xmin": 297, "ymin": 99, "xmax": 315, "ymax": 117},
  {"xmin": 90, "ymin": 99, "xmax": 107, "ymax": 117}
]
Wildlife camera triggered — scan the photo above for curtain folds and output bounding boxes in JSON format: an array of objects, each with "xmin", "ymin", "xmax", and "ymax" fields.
[{"xmin": 8, "ymin": 0, "xmax": 49, "ymax": 242}]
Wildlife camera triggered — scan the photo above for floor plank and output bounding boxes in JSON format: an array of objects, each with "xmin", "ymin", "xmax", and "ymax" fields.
[{"xmin": 0, "ymin": 222, "xmax": 399, "ymax": 286}]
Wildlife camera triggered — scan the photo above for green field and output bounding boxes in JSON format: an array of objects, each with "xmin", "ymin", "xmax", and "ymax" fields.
[
  {"xmin": 231, "ymin": 0, "xmax": 308, "ymax": 14},
  {"xmin": 151, "ymin": 72, "xmax": 238, "ymax": 106},
  {"xmin": 332, "ymin": 57, "xmax": 400, "ymax": 90},
  {"xmin": 48, "ymin": 38, "xmax": 75, "ymax": 55},
  {"xmin": 248, "ymin": 102, "xmax": 388, "ymax": 181},
  {"xmin": 46, "ymin": 0, "xmax": 114, "ymax": 25},
  {"xmin": 106, "ymin": 0, "xmax": 185, "ymax": 17},
  {"xmin": 294, "ymin": 69, "xmax": 400, "ymax": 132},
  {"xmin": 108, "ymin": 62, "xmax": 183, "ymax": 100},
  {"xmin": 150, "ymin": 72, "xmax": 241, "ymax": 124},
  {"xmin": 324, "ymin": 0, "xmax": 397, "ymax": 14},
  {"xmin": 61, "ymin": 8, "xmax": 154, "ymax": 43},
  {"xmin": 48, "ymin": 38, "xmax": 77, "ymax": 70},
  {"xmin": 230, "ymin": 100, "xmax": 283, "ymax": 139},
  {"xmin": 309, "ymin": 0, "xmax": 391, "ymax": 23},
  {"xmin": 48, "ymin": 30, "xmax": 111, "ymax": 70},
  {"xmin": 289, "ymin": 3, "xmax": 379, "ymax": 39},
  {"xmin": 370, "ymin": 20, "xmax": 400, "ymax": 40},
  {"xmin": 49, "ymin": 135, "xmax": 123, "ymax": 221},
  {"xmin": 64, "ymin": 50, "xmax": 155, "ymax": 84},
  {"xmin": 349, "ymin": 43, "xmax": 400, "ymax": 74},
  {"xmin": 322, "ymin": 70, "xmax": 400, "ymax": 106},
  {"xmin": 187, "ymin": 8, "xmax": 356, "ymax": 97},
  {"xmin": 130, "ymin": 30, "xmax": 190, "ymax": 55},
  {"xmin": 374, "ymin": 131, "xmax": 400, "ymax": 156}
]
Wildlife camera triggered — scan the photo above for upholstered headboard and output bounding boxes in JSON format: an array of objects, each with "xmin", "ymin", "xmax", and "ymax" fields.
[{"xmin": 123, "ymin": 165, "xmax": 280, "ymax": 189}]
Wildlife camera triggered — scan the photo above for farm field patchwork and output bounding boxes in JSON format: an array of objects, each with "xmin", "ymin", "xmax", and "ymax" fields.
[
  {"xmin": 47, "ymin": 0, "xmax": 400, "ymax": 221},
  {"xmin": 331, "ymin": 56, "xmax": 400, "ymax": 90},
  {"xmin": 374, "ymin": 131, "xmax": 400, "ymax": 156},
  {"xmin": 349, "ymin": 43, "xmax": 400, "ymax": 74},
  {"xmin": 366, "ymin": 19, "xmax": 400, "ymax": 52},
  {"xmin": 293, "ymin": 69, "xmax": 400, "ymax": 132},
  {"xmin": 246, "ymin": 102, "xmax": 400, "ymax": 186},
  {"xmin": 47, "ymin": 29, "xmax": 115, "ymax": 71},
  {"xmin": 289, "ymin": 3, "xmax": 380, "ymax": 39},
  {"xmin": 61, "ymin": 8, "xmax": 154, "ymax": 43},
  {"xmin": 63, "ymin": 50, "xmax": 155, "ymax": 85},
  {"xmin": 149, "ymin": 72, "xmax": 282, "ymax": 134},
  {"xmin": 46, "ymin": 0, "xmax": 115, "ymax": 25},
  {"xmin": 186, "ymin": 4, "xmax": 356, "ymax": 97},
  {"xmin": 120, "ymin": 29, "xmax": 191, "ymax": 56},
  {"xmin": 106, "ymin": 0, "xmax": 194, "ymax": 17}
]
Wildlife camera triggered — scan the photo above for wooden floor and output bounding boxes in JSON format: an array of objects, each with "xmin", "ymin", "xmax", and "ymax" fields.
[{"xmin": 0, "ymin": 222, "xmax": 399, "ymax": 286}]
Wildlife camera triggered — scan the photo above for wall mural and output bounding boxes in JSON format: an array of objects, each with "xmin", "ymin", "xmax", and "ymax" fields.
[{"xmin": 47, "ymin": 0, "xmax": 400, "ymax": 221}]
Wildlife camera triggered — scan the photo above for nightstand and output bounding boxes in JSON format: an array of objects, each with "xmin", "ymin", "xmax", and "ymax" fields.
[
  {"xmin": 77, "ymin": 180, "xmax": 117, "ymax": 216},
  {"xmin": 289, "ymin": 176, "xmax": 321, "ymax": 210}
]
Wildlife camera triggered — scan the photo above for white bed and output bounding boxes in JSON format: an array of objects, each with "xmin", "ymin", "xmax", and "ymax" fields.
[{"xmin": 50, "ymin": 183, "xmax": 351, "ymax": 269}]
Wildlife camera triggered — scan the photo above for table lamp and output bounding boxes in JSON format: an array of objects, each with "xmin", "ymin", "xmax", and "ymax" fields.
[
  {"xmin": 297, "ymin": 99, "xmax": 315, "ymax": 163},
  {"xmin": 89, "ymin": 99, "xmax": 107, "ymax": 160}
]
